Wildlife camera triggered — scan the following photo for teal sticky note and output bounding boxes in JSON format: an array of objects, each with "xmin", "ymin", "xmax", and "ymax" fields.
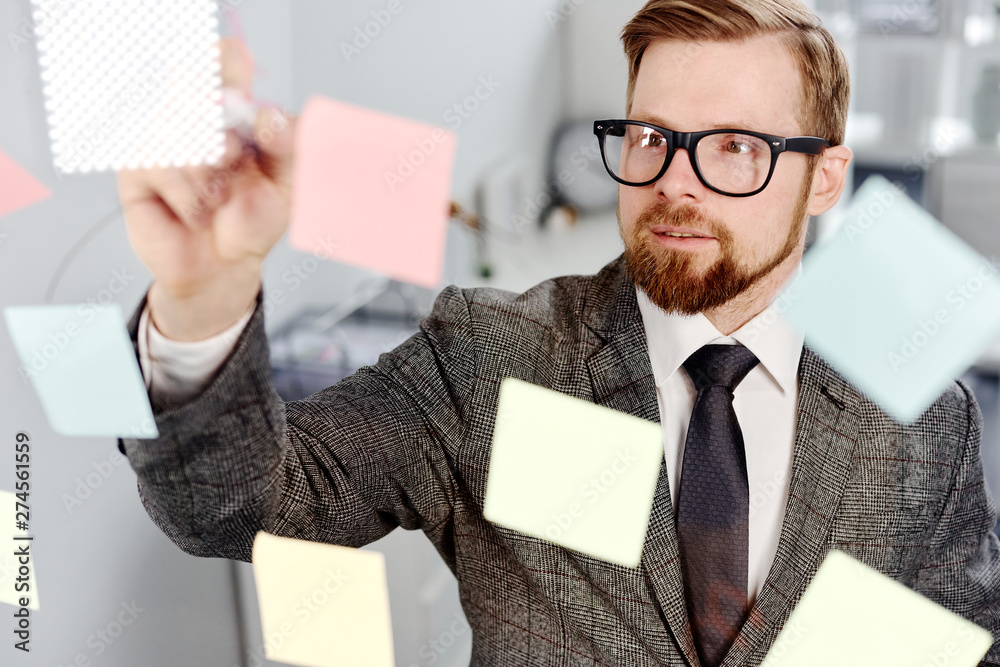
[
  {"xmin": 483, "ymin": 378, "xmax": 663, "ymax": 568},
  {"xmin": 4, "ymin": 304, "xmax": 158, "ymax": 438},
  {"xmin": 781, "ymin": 176, "xmax": 1000, "ymax": 422},
  {"xmin": 760, "ymin": 550, "xmax": 993, "ymax": 667}
]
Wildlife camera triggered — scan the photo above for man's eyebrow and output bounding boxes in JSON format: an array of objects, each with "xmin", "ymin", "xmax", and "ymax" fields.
[
  {"xmin": 627, "ymin": 113, "xmax": 759, "ymax": 133},
  {"xmin": 627, "ymin": 112, "xmax": 670, "ymax": 127},
  {"xmin": 706, "ymin": 122, "xmax": 760, "ymax": 132}
]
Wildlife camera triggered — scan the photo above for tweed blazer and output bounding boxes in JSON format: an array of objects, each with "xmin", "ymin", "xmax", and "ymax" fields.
[{"xmin": 119, "ymin": 255, "xmax": 1000, "ymax": 666}]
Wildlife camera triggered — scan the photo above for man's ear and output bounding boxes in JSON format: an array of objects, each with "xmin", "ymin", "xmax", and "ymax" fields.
[{"xmin": 807, "ymin": 145, "xmax": 853, "ymax": 216}]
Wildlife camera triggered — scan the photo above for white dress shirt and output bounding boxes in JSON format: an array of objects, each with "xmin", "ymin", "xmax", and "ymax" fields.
[
  {"xmin": 635, "ymin": 285, "xmax": 803, "ymax": 605},
  {"xmin": 138, "ymin": 276, "xmax": 804, "ymax": 604},
  {"xmin": 138, "ymin": 299, "xmax": 255, "ymax": 409}
]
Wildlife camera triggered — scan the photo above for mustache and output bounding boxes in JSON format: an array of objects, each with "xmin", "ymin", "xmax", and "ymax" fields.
[
  {"xmin": 636, "ymin": 202, "xmax": 719, "ymax": 231},
  {"xmin": 634, "ymin": 201, "xmax": 724, "ymax": 238}
]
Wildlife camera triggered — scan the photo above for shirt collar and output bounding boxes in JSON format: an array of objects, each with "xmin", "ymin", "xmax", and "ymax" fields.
[{"xmin": 635, "ymin": 272, "xmax": 804, "ymax": 394}]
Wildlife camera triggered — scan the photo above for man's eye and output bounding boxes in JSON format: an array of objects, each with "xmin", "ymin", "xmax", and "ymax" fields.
[
  {"xmin": 642, "ymin": 134, "xmax": 665, "ymax": 148},
  {"xmin": 725, "ymin": 141, "xmax": 751, "ymax": 154}
]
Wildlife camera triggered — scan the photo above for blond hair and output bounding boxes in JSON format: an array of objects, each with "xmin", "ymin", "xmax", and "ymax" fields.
[{"xmin": 621, "ymin": 0, "xmax": 850, "ymax": 146}]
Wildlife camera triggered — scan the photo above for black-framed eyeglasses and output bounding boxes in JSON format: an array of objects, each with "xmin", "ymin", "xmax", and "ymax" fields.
[{"xmin": 593, "ymin": 119, "xmax": 830, "ymax": 197}]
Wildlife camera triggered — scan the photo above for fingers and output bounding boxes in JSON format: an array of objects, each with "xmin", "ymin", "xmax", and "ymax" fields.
[
  {"xmin": 115, "ymin": 37, "xmax": 265, "ymax": 236},
  {"xmin": 253, "ymin": 106, "xmax": 297, "ymax": 187},
  {"xmin": 118, "ymin": 132, "xmax": 242, "ymax": 232},
  {"xmin": 180, "ymin": 109, "xmax": 295, "ymax": 213},
  {"xmin": 117, "ymin": 165, "xmax": 204, "ymax": 231},
  {"xmin": 144, "ymin": 167, "xmax": 212, "ymax": 229},
  {"xmin": 177, "ymin": 166, "xmax": 231, "ymax": 225},
  {"xmin": 215, "ymin": 37, "xmax": 294, "ymax": 187},
  {"xmin": 116, "ymin": 168, "xmax": 153, "ymax": 212},
  {"xmin": 177, "ymin": 129, "xmax": 246, "ymax": 216}
]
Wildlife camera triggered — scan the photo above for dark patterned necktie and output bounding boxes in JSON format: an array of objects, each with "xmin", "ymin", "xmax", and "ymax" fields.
[{"xmin": 676, "ymin": 344, "xmax": 760, "ymax": 667}]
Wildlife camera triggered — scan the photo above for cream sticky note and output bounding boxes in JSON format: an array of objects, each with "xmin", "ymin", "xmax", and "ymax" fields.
[
  {"xmin": 251, "ymin": 532, "xmax": 394, "ymax": 667},
  {"xmin": 761, "ymin": 550, "xmax": 993, "ymax": 667},
  {"xmin": 781, "ymin": 175, "xmax": 1000, "ymax": 422},
  {"xmin": 0, "ymin": 149, "xmax": 50, "ymax": 218},
  {"xmin": 3, "ymin": 304, "xmax": 158, "ymax": 438},
  {"xmin": 289, "ymin": 96, "xmax": 457, "ymax": 289},
  {"xmin": 0, "ymin": 490, "xmax": 38, "ymax": 610},
  {"xmin": 483, "ymin": 377, "xmax": 663, "ymax": 568}
]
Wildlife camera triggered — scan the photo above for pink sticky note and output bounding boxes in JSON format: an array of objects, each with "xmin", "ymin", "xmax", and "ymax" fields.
[
  {"xmin": 290, "ymin": 96, "xmax": 457, "ymax": 289},
  {"xmin": 0, "ymin": 149, "xmax": 51, "ymax": 218}
]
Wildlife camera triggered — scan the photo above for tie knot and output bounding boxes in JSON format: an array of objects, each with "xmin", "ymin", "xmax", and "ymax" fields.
[{"xmin": 683, "ymin": 344, "xmax": 760, "ymax": 393}]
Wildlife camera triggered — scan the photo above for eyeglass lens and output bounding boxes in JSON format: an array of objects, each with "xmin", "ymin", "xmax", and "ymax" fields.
[{"xmin": 603, "ymin": 124, "xmax": 773, "ymax": 194}]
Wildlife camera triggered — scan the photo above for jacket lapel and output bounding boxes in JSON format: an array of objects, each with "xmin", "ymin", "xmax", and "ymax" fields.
[
  {"xmin": 584, "ymin": 258, "xmax": 702, "ymax": 667},
  {"xmin": 721, "ymin": 345, "xmax": 863, "ymax": 666}
]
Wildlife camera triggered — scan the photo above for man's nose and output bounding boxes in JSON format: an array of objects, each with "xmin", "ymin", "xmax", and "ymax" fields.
[{"xmin": 653, "ymin": 147, "xmax": 708, "ymax": 204}]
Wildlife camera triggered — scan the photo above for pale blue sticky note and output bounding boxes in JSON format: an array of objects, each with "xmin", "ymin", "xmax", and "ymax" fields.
[
  {"xmin": 4, "ymin": 304, "xmax": 158, "ymax": 438},
  {"xmin": 483, "ymin": 378, "xmax": 663, "ymax": 568},
  {"xmin": 781, "ymin": 176, "xmax": 1000, "ymax": 422}
]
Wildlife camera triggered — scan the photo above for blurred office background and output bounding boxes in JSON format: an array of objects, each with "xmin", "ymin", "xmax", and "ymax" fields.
[{"xmin": 0, "ymin": 0, "xmax": 998, "ymax": 665}]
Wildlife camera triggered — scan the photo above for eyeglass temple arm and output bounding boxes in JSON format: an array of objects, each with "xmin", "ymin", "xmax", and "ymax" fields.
[
  {"xmin": 594, "ymin": 121, "xmax": 626, "ymax": 137},
  {"xmin": 784, "ymin": 137, "xmax": 831, "ymax": 154}
]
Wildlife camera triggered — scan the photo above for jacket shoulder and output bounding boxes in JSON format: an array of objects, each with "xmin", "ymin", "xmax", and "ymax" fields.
[{"xmin": 455, "ymin": 257, "xmax": 626, "ymax": 346}]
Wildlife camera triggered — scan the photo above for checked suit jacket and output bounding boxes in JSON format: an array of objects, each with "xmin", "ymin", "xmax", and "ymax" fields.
[{"xmin": 119, "ymin": 254, "xmax": 1000, "ymax": 666}]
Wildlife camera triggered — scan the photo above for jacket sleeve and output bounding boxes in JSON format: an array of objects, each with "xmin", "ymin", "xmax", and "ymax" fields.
[
  {"xmin": 118, "ymin": 283, "xmax": 477, "ymax": 568},
  {"xmin": 138, "ymin": 295, "xmax": 255, "ymax": 408},
  {"xmin": 914, "ymin": 379, "xmax": 1000, "ymax": 666}
]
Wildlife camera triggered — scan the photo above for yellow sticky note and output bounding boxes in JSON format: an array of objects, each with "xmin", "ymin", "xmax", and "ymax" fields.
[
  {"xmin": 483, "ymin": 377, "xmax": 663, "ymax": 568},
  {"xmin": 761, "ymin": 550, "xmax": 993, "ymax": 667},
  {"xmin": 0, "ymin": 490, "xmax": 39, "ymax": 611},
  {"xmin": 251, "ymin": 532, "xmax": 393, "ymax": 667}
]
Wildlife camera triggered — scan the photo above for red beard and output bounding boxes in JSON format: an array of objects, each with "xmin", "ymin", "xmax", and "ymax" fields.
[{"xmin": 620, "ymin": 191, "xmax": 808, "ymax": 315}]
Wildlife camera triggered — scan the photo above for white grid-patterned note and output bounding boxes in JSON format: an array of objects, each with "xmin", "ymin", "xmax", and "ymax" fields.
[{"xmin": 32, "ymin": 0, "xmax": 226, "ymax": 174}]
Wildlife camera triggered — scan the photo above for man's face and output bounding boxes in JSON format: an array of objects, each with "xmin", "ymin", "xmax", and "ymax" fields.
[{"xmin": 618, "ymin": 36, "xmax": 816, "ymax": 315}]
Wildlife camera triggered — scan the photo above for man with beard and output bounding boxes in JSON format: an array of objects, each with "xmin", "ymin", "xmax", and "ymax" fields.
[{"xmin": 117, "ymin": 0, "xmax": 1000, "ymax": 665}]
